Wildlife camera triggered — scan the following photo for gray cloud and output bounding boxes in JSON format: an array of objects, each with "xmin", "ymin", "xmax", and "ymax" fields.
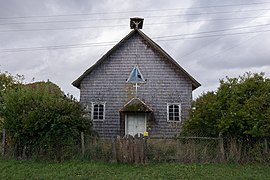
[{"xmin": 1, "ymin": 0, "xmax": 270, "ymax": 99}]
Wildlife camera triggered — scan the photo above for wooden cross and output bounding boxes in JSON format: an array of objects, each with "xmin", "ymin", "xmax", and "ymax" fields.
[{"xmin": 133, "ymin": 83, "xmax": 140, "ymax": 97}]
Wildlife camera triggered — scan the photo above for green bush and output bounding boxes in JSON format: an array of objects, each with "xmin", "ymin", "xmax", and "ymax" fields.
[
  {"xmin": 2, "ymin": 82, "xmax": 92, "ymax": 161},
  {"xmin": 183, "ymin": 72, "xmax": 270, "ymax": 138}
]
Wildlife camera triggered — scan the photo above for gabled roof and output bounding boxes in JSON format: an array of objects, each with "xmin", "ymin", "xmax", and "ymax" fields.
[
  {"xmin": 72, "ymin": 29, "xmax": 201, "ymax": 90},
  {"xmin": 119, "ymin": 97, "xmax": 153, "ymax": 113}
]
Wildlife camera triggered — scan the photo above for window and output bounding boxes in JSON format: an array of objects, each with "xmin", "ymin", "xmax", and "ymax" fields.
[
  {"xmin": 167, "ymin": 103, "xmax": 181, "ymax": 122},
  {"xmin": 127, "ymin": 65, "xmax": 145, "ymax": 83},
  {"xmin": 91, "ymin": 103, "xmax": 105, "ymax": 121}
]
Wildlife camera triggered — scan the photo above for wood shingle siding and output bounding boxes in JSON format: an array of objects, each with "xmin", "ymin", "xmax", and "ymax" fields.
[{"xmin": 74, "ymin": 29, "xmax": 200, "ymax": 138}]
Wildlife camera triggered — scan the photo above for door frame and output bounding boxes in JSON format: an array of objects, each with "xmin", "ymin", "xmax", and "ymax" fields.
[{"xmin": 125, "ymin": 113, "xmax": 147, "ymax": 136}]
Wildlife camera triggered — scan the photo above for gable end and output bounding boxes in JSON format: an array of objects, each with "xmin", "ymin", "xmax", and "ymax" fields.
[{"xmin": 72, "ymin": 29, "xmax": 201, "ymax": 90}]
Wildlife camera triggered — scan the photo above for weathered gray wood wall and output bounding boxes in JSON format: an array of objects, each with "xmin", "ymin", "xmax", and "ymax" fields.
[{"xmin": 80, "ymin": 32, "xmax": 193, "ymax": 138}]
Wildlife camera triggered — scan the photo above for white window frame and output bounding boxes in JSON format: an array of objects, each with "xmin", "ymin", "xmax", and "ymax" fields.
[
  {"xmin": 167, "ymin": 103, "xmax": 181, "ymax": 122},
  {"xmin": 91, "ymin": 102, "xmax": 106, "ymax": 121}
]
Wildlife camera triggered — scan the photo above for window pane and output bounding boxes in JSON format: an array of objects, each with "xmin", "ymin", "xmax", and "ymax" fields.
[
  {"xmin": 94, "ymin": 105, "xmax": 98, "ymax": 111},
  {"xmin": 93, "ymin": 114, "xmax": 98, "ymax": 119},
  {"xmin": 169, "ymin": 105, "xmax": 173, "ymax": 113},
  {"xmin": 174, "ymin": 105, "xmax": 179, "ymax": 112},
  {"xmin": 127, "ymin": 66, "xmax": 145, "ymax": 83},
  {"xmin": 99, "ymin": 105, "xmax": 104, "ymax": 111},
  {"xmin": 169, "ymin": 113, "xmax": 174, "ymax": 120}
]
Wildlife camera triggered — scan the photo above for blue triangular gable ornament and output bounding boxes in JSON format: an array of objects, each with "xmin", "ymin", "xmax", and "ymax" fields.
[{"xmin": 127, "ymin": 65, "xmax": 145, "ymax": 83}]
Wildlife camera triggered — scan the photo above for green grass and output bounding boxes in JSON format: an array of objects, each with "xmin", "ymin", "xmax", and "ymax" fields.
[{"xmin": 0, "ymin": 160, "xmax": 269, "ymax": 179}]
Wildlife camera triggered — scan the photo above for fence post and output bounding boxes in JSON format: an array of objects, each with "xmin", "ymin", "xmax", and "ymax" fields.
[
  {"xmin": 81, "ymin": 132, "xmax": 85, "ymax": 157},
  {"xmin": 144, "ymin": 136, "xmax": 148, "ymax": 164},
  {"xmin": 219, "ymin": 133, "xmax": 225, "ymax": 162},
  {"xmin": 264, "ymin": 138, "xmax": 268, "ymax": 154},
  {"xmin": 176, "ymin": 138, "xmax": 180, "ymax": 162},
  {"xmin": 2, "ymin": 129, "xmax": 6, "ymax": 157},
  {"xmin": 116, "ymin": 136, "xmax": 122, "ymax": 162},
  {"xmin": 111, "ymin": 137, "xmax": 117, "ymax": 163}
]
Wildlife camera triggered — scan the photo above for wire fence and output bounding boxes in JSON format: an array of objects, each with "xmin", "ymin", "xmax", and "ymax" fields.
[
  {"xmin": 79, "ymin": 135, "xmax": 270, "ymax": 164},
  {"xmin": 146, "ymin": 137, "xmax": 223, "ymax": 163},
  {"xmin": 1, "ymin": 130, "xmax": 270, "ymax": 164}
]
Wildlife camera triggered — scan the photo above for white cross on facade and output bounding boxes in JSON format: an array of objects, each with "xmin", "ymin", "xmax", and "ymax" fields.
[{"xmin": 133, "ymin": 83, "xmax": 140, "ymax": 97}]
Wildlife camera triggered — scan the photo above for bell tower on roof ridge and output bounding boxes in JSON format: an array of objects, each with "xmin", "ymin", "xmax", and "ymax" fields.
[{"xmin": 130, "ymin": 17, "xmax": 144, "ymax": 29}]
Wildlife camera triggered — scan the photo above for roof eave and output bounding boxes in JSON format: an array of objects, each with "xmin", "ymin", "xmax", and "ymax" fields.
[
  {"xmin": 136, "ymin": 29, "xmax": 201, "ymax": 91},
  {"xmin": 119, "ymin": 97, "xmax": 153, "ymax": 112},
  {"xmin": 72, "ymin": 29, "xmax": 137, "ymax": 89}
]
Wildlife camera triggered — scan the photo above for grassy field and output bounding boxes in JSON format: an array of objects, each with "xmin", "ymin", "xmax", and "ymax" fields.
[{"xmin": 0, "ymin": 160, "xmax": 269, "ymax": 179}]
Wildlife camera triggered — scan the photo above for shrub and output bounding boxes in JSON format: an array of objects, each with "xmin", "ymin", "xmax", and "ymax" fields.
[{"xmin": 2, "ymin": 82, "xmax": 92, "ymax": 161}]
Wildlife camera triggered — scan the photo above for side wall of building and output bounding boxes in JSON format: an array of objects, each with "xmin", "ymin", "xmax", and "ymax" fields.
[{"xmin": 80, "ymin": 33, "xmax": 193, "ymax": 137}]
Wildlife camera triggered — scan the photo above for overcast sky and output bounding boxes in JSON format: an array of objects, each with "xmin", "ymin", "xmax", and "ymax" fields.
[{"xmin": 1, "ymin": 0, "xmax": 270, "ymax": 99}]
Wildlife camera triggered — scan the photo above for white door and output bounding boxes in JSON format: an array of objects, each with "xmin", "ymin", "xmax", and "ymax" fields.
[{"xmin": 126, "ymin": 113, "xmax": 146, "ymax": 136}]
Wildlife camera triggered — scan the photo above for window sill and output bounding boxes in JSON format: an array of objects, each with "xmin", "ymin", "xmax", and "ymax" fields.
[
  {"xmin": 167, "ymin": 120, "xmax": 181, "ymax": 123},
  {"xmin": 93, "ymin": 119, "xmax": 105, "ymax": 122}
]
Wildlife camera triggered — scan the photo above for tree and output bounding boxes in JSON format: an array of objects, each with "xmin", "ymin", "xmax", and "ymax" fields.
[
  {"xmin": 0, "ymin": 71, "xmax": 24, "ymax": 129},
  {"xmin": 0, "ymin": 71, "xmax": 24, "ymax": 97},
  {"xmin": 2, "ymin": 81, "xmax": 92, "ymax": 160},
  {"xmin": 182, "ymin": 91, "xmax": 220, "ymax": 137},
  {"xmin": 183, "ymin": 72, "xmax": 270, "ymax": 138}
]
